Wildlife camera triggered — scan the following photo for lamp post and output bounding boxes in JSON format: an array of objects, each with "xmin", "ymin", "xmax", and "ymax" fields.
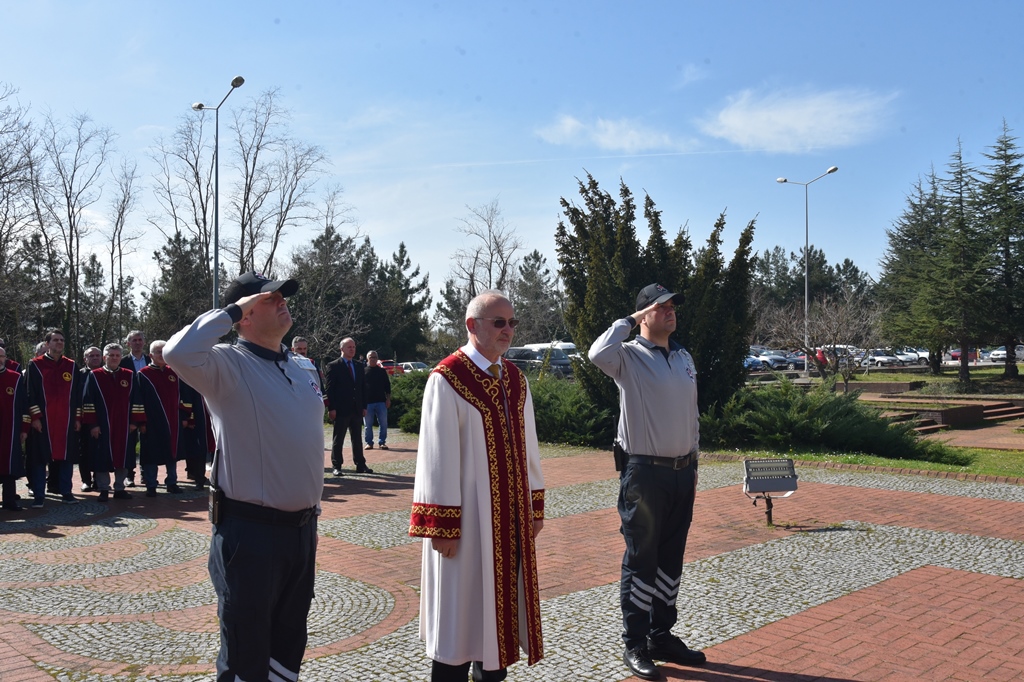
[
  {"xmin": 776, "ymin": 166, "xmax": 838, "ymax": 369},
  {"xmin": 192, "ymin": 76, "xmax": 245, "ymax": 309}
]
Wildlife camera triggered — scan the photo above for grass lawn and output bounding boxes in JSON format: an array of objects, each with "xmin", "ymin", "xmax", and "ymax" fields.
[
  {"xmin": 535, "ymin": 442, "xmax": 1024, "ymax": 479},
  {"xmin": 706, "ymin": 446, "xmax": 1024, "ymax": 479}
]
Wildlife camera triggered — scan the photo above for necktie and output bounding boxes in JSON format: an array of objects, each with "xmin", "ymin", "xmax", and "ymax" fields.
[
  {"xmin": 489, "ymin": 363, "xmax": 502, "ymax": 379},
  {"xmin": 348, "ymin": 359, "xmax": 355, "ymax": 381}
]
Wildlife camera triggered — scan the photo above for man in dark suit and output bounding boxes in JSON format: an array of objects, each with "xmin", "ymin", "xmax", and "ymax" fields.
[
  {"xmin": 324, "ymin": 337, "xmax": 370, "ymax": 475},
  {"xmin": 118, "ymin": 330, "xmax": 150, "ymax": 486}
]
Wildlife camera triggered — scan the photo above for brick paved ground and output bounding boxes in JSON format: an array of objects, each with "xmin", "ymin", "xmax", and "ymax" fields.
[{"xmin": 1, "ymin": 429, "xmax": 1022, "ymax": 681}]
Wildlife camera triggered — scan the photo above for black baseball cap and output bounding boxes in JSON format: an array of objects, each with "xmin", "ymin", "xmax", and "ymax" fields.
[
  {"xmin": 635, "ymin": 283, "xmax": 683, "ymax": 310},
  {"xmin": 222, "ymin": 271, "xmax": 299, "ymax": 306}
]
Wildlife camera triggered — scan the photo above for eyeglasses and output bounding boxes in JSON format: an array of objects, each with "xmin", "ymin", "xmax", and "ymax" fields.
[{"xmin": 475, "ymin": 317, "xmax": 520, "ymax": 329}]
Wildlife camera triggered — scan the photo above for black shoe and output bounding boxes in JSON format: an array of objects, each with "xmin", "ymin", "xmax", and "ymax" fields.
[
  {"xmin": 355, "ymin": 465, "xmax": 374, "ymax": 474},
  {"xmin": 647, "ymin": 635, "xmax": 706, "ymax": 666},
  {"xmin": 379, "ymin": 443, "xmax": 389, "ymax": 450},
  {"xmin": 97, "ymin": 490, "xmax": 109, "ymax": 502},
  {"xmin": 146, "ymin": 488, "xmax": 157, "ymax": 498},
  {"xmin": 471, "ymin": 661, "xmax": 508, "ymax": 682},
  {"xmin": 80, "ymin": 483, "xmax": 93, "ymax": 493},
  {"xmin": 61, "ymin": 494, "xmax": 79, "ymax": 505},
  {"xmin": 166, "ymin": 484, "xmax": 183, "ymax": 494},
  {"xmin": 3, "ymin": 503, "xmax": 24, "ymax": 511},
  {"xmin": 113, "ymin": 490, "xmax": 132, "ymax": 500},
  {"xmin": 332, "ymin": 468, "xmax": 343, "ymax": 477},
  {"xmin": 30, "ymin": 500, "xmax": 44, "ymax": 509},
  {"xmin": 365, "ymin": 442, "xmax": 373, "ymax": 450},
  {"xmin": 623, "ymin": 646, "xmax": 660, "ymax": 680}
]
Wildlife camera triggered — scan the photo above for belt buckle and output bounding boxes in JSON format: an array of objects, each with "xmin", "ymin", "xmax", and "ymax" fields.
[{"xmin": 673, "ymin": 454, "xmax": 688, "ymax": 470}]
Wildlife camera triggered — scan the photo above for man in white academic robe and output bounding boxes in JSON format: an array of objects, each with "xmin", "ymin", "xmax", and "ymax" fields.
[{"xmin": 409, "ymin": 289, "xmax": 545, "ymax": 682}]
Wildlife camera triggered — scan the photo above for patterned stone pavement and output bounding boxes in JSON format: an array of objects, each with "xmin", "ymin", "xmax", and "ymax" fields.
[{"xmin": 1, "ymin": 431, "xmax": 1022, "ymax": 681}]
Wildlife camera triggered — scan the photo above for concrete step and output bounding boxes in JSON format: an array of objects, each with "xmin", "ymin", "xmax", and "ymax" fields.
[{"xmin": 983, "ymin": 407, "xmax": 1024, "ymax": 422}]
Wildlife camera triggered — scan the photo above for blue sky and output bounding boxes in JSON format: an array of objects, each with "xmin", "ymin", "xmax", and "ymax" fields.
[{"xmin": 4, "ymin": 1, "xmax": 1024, "ymax": 309}]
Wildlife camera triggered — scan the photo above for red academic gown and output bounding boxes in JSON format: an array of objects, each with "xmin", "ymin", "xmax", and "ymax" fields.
[
  {"xmin": 26, "ymin": 354, "xmax": 82, "ymax": 464},
  {"xmin": 1, "ymin": 368, "xmax": 30, "ymax": 477},
  {"xmin": 134, "ymin": 364, "xmax": 188, "ymax": 467},
  {"xmin": 82, "ymin": 367, "xmax": 141, "ymax": 471}
]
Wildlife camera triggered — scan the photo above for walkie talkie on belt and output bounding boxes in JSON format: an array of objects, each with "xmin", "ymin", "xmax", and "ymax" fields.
[
  {"xmin": 209, "ymin": 449, "xmax": 224, "ymax": 524},
  {"xmin": 613, "ymin": 441, "xmax": 628, "ymax": 472}
]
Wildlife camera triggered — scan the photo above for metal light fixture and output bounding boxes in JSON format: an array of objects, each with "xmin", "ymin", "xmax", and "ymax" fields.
[
  {"xmin": 191, "ymin": 76, "xmax": 245, "ymax": 308},
  {"xmin": 777, "ymin": 166, "xmax": 839, "ymax": 370}
]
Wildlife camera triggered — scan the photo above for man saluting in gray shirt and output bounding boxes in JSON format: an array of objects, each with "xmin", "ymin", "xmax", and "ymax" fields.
[
  {"xmin": 165, "ymin": 271, "xmax": 326, "ymax": 682},
  {"xmin": 588, "ymin": 282, "xmax": 706, "ymax": 681}
]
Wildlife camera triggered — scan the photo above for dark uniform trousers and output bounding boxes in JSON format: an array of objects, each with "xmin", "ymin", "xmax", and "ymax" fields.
[
  {"xmin": 209, "ymin": 508, "xmax": 318, "ymax": 682},
  {"xmin": 331, "ymin": 411, "xmax": 366, "ymax": 469},
  {"xmin": 617, "ymin": 460, "xmax": 696, "ymax": 649}
]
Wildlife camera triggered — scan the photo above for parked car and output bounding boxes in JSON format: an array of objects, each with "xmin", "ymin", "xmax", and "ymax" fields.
[
  {"xmin": 989, "ymin": 345, "xmax": 1024, "ymax": 362},
  {"xmin": 949, "ymin": 348, "xmax": 978, "ymax": 361},
  {"xmin": 889, "ymin": 347, "xmax": 919, "ymax": 365},
  {"xmin": 400, "ymin": 361, "xmax": 429, "ymax": 372},
  {"xmin": 751, "ymin": 347, "xmax": 789, "ymax": 370},
  {"xmin": 913, "ymin": 347, "xmax": 931, "ymax": 364},
  {"xmin": 503, "ymin": 347, "xmax": 574, "ymax": 377},
  {"xmin": 379, "ymin": 359, "xmax": 405, "ymax": 375},
  {"xmin": 784, "ymin": 352, "xmax": 806, "ymax": 370},
  {"xmin": 744, "ymin": 355, "xmax": 764, "ymax": 371},
  {"xmin": 859, "ymin": 349, "xmax": 900, "ymax": 367}
]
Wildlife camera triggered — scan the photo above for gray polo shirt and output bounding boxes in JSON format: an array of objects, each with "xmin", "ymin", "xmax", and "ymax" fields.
[
  {"xmin": 164, "ymin": 308, "xmax": 325, "ymax": 512},
  {"xmin": 588, "ymin": 317, "xmax": 699, "ymax": 459}
]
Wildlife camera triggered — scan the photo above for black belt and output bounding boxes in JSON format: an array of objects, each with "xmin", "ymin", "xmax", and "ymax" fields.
[
  {"xmin": 221, "ymin": 497, "xmax": 317, "ymax": 527},
  {"xmin": 628, "ymin": 451, "xmax": 697, "ymax": 470}
]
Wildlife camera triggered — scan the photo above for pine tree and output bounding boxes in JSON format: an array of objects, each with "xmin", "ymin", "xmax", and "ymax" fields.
[
  {"xmin": 976, "ymin": 122, "xmax": 1024, "ymax": 378},
  {"xmin": 932, "ymin": 142, "xmax": 998, "ymax": 383},
  {"xmin": 144, "ymin": 232, "xmax": 211, "ymax": 340},
  {"xmin": 556, "ymin": 174, "xmax": 755, "ymax": 420},
  {"xmin": 878, "ymin": 172, "xmax": 947, "ymax": 372}
]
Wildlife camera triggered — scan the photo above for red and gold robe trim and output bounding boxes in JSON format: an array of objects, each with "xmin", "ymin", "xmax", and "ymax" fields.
[
  {"xmin": 409, "ymin": 502, "xmax": 462, "ymax": 538},
  {"xmin": 532, "ymin": 489, "xmax": 545, "ymax": 520},
  {"xmin": 433, "ymin": 350, "xmax": 544, "ymax": 667}
]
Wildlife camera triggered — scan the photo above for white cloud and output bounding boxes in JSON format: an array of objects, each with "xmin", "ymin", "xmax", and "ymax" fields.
[
  {"xmin": 536, "ymin": 115, "xmax": 687, "ymax": 154},
  {"xmin": 673, "ymin": 63, "xmax": 707, "ymax": 89},
  {"xmin": 699, "ymin": 88, "xmax": 899, "ymax": 153}
]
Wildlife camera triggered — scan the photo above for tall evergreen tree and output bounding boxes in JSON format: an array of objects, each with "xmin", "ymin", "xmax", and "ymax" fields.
[
  {"xmin": 931, "ymin": 142, "xmax": 998, "ymax": 383},
  {"xmin": 508, "ymin": 250, "xmax": 566, "ymax": 345},
  {"xmin": 976, "ymin": 122, "xmax": 1024, "ymax": 378},
  {"xmin": 144, "ymin": 232, "xmax": 211, "ymax": 341},
  {"xmin": 556, "ymin": 174, "xmax": 755, "ymax": 420},
  {"xmin": 878, "ymin": 172, "xmax": 947, "ymax": 372},
  {"xmin": 360, "ymin": 242, "xmax": 432, "ymax": 361},
  {"xmin": 285, "ymin": 222, "xmax": 364, "ymax": 360}
]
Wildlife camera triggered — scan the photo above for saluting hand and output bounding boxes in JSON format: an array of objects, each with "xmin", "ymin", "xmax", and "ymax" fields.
[{"xmin": 633, "ymin": 300, "xmax": 663, "ymax": 325}]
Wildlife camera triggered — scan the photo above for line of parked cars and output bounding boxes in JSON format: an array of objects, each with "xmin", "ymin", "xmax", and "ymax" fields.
[{"xmin": 988, "ymin": 345, "xmax": 1024, "ymax": 362}]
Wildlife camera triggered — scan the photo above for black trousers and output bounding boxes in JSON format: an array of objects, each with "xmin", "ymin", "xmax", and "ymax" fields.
[
  {"xmin": 331, "ymin": 411, "xmax": 365, "ymax": 469},
  {"xmin": 618, "ymin": 460, "xmax": 696, "ymax": 649},
  {"xmin": 209, "ymin": 513, "xmax": 318, "ymax": 681},
  {"xmin": 432, "ymin": 660, "xmax": 508, "ymax": 682}
]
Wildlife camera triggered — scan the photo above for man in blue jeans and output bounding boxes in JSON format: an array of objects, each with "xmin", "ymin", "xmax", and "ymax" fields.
[{"xmin": 363, "ymin": 350, "xmax": 391, "ymax": 451}]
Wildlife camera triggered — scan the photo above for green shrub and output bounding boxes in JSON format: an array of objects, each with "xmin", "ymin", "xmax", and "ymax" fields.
[
  {"xmin": 390, "ymin": 368, "xmax": 613, "ymax": 446},
  {"xmin": 529, "ymin": 375, "xmax": 614, "ymax": 446},
  {"xmin": 699, "ymin": 378, "xmax": 970, "ymax": 466},
  {"xmin": 390, "ymin": 370, "xmax": 430, "ymax": 433}
]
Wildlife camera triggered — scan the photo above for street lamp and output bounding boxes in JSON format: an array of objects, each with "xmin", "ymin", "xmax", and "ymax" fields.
[
  {"xmin": 192, "ymin": 75, "xmax": 245, "ymax": 308},
  {"xmin": 776, "ymin": 165, "xmax": 838, "ymax": 370}
]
